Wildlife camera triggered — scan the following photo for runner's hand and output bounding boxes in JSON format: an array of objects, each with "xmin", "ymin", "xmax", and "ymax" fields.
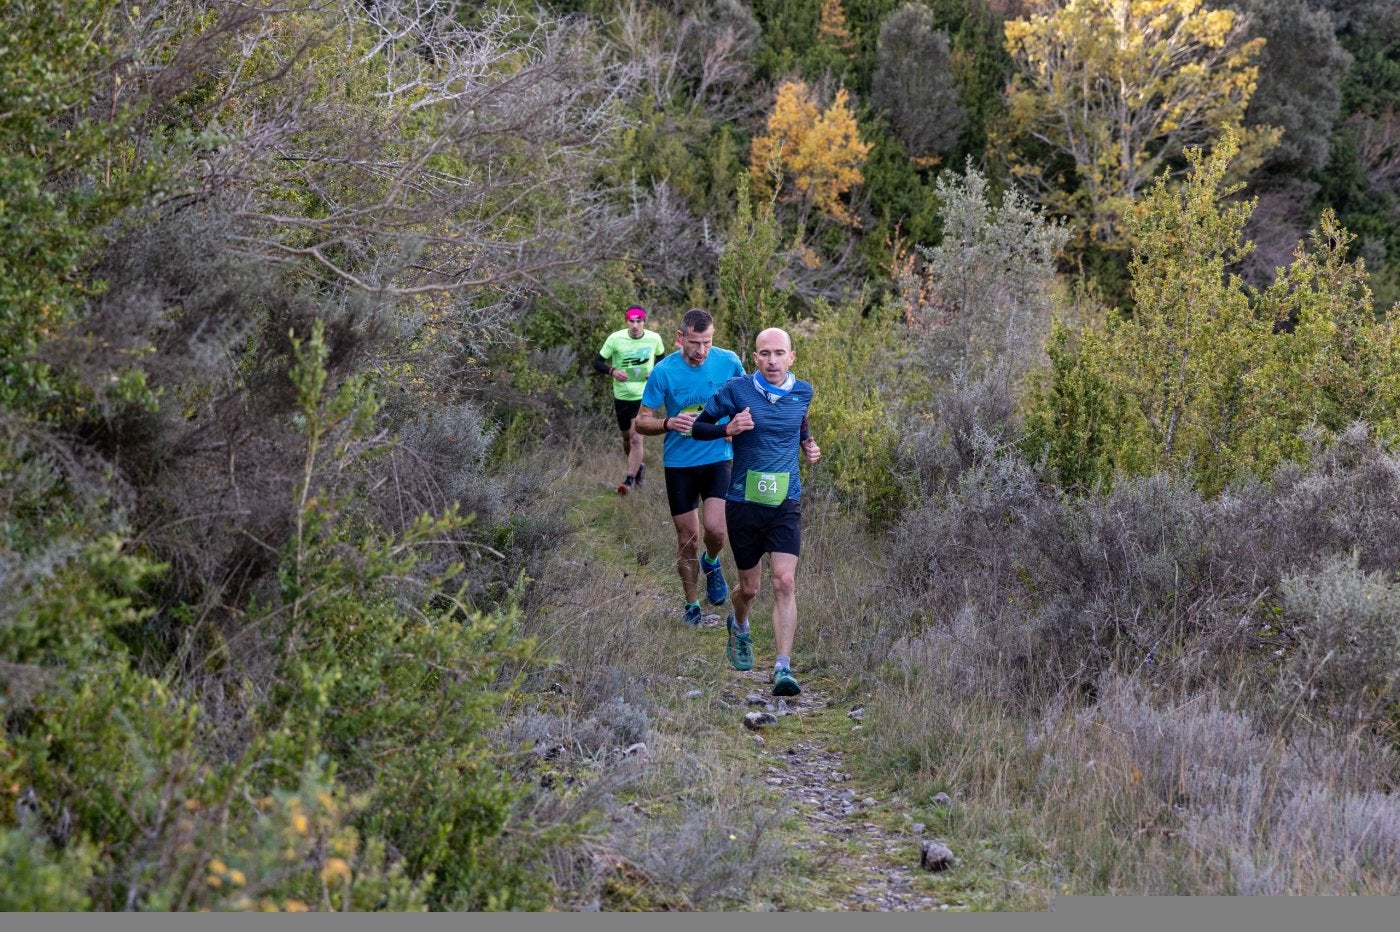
[
  {"xmin": 802, "ymin": 437, "xmax": 821, "ymax": 464},
  {"xmin": 611, "ymin": 368, "xmax": 628, "ymax": 382},
  {"xmin": 726, "ymin": 407, "xmax": 755, "ymax": 436},
  {"xmin": 671, "ymin": 411, "xmax": 698, "ymax": 433}
]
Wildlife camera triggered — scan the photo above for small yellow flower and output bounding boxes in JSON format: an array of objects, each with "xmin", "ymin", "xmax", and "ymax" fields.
[
  {"xmin": 291, "ymin": 813, "xmax": 309, "ymax": 834},
  {"xmin": 321, "ymin": 857, "xmax": 352, "ymax": 883},
  {"xmin": 284, "ymin": 899, "xmax": 309, "ymax": 912},
  {"xmin": 205, "ymin": 875, "xmax": 223, "ymax": 889},
  {"xmin": 183, "ymin": 798, "xmax": 201, "ymax": 811},
  {"xmin": 728, "ymin": 834, "xmax": 737, "ymax": 841},
  {"xmin": 208, "ymin": 858, "xmax": 228, "ymax": 875},
  {"xmin": 229, "ymin": 869, "xmax": 247, "ymax": 887}
]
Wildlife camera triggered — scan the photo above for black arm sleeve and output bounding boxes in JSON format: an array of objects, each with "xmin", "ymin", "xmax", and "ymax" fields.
[
  {"xmin": 690, "ymin": 409, "xmax": 726, "ymax": 441},
  {"xmin": 800, "ymin": 415, "xmax": 810, "ymax": 443},
  {"xmin": 593, "ymin": 354, "xmax": 612, "ymax": 375}
]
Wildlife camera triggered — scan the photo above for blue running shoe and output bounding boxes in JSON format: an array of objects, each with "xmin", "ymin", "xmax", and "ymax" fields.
[
  {"xmin": 772, "ymin": 665, "xmax": 801, "ymax": 697},
  {"xmin": 726, "ymin": 613, "xmax": 753, "ymax": 671},
  {"xmin": 683, "ymin": 602, "xmax": 702, "ymax": 627},
  {"xmin": 701, "ymin": 553, "xmax": 729, "ymax": 605}
]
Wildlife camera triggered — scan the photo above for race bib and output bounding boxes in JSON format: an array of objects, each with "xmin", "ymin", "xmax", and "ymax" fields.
[
  {"xmin": 626, "ymin": 365, "xmax": 646, "ymax": 381},
  {"xmin": 744, "ymin": 470, "xmax": 789, "ymax": 506}
]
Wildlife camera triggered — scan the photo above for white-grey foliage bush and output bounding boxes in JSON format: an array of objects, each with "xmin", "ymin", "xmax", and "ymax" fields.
[
  {"xmin": 892, "ymin": 417, "xmax": 1400, "ymax": 696},
  {"xmin": 900, "ymin": 163, "xmax": 1067, "ymax": 389},
  {"xmin": 1281, "ymin": 553, "xmax": 1400, "ymax": 727}
]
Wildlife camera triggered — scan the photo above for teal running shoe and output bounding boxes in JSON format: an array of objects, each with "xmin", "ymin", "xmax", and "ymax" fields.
[
  {"xmin": 725, "ymin": 613, "xmax": 753, "ymax": 671},
  {"xmin": 701, "ymin": 553, "xmax": 729, "ymax": 605},
  {"xmin": 683, "ymin": 602, "xmax": 702, "ymax": 627},
  {"xmin": 772, "ymin": 665, "xmax": 801, "ymax": 697}
]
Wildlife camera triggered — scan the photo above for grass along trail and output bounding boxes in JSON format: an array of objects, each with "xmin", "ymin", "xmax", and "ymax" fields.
[{"xmin": 515, "ymin": 443, "xmax": 1045, "ymax": 911}]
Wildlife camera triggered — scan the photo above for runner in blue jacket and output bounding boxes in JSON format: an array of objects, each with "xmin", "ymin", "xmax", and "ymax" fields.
[{"xmin": 689, "ymin": 327, "xmax": 821, "ymax": 696}]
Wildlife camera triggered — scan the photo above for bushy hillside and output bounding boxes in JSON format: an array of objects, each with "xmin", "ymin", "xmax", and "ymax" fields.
[{"xmin": 2, "ymin": 0, "xmax": 1397, "ymax": 909}]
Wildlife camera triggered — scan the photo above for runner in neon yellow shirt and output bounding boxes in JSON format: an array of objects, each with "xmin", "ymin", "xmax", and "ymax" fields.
[{"xmin": 593, "ymin": 306, "xmax": 666, "ymax": 494}]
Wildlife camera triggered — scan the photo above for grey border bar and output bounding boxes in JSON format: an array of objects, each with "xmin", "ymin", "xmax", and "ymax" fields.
[{"xmin": 3, "ymin": 897, "xmax": 1398, "ymax": 932}]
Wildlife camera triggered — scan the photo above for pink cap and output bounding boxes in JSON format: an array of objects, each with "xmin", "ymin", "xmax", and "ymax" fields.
[{"xmin": 625, "ymin": 306, "xmax": 646, "ymax": 321}]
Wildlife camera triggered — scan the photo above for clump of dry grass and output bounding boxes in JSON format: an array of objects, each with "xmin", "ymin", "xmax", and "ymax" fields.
[{"xmin": 864, "ymin": 618, "xmax": 1400, "ymax": 894}]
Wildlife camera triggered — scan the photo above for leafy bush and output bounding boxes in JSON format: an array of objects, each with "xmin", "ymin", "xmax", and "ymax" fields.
[
  {"xmin": 1029, "ymin": 137, "xmax": 1400, "ymax": 494},
  {"xmin": 792, "ymin": 298, "xmax": 908, "ymax": 524}
]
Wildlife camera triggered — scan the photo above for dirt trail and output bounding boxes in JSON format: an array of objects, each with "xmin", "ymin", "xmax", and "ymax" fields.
[
  {"xmin": 569, "ymin": 475, "xmax": 952, "ymax": 910},
  {"xmin": 723, "ymin": 667, "xmax": 948, "ymax": 911}
]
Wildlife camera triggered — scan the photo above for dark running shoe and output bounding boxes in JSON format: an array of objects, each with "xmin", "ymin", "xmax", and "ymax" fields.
[
  {"xmin": 701, "ymin": 553, "xmax": 729, "ymax": 605},
  {"xmin": 683, "ymin": 602, "xmax": 703, "ymax": 627},
  {"xmin": 635, "ymin": 463, "xmax": 646, "ymax": 489},
  {"xmin": 617, "ymin": 474, "xmax": 633, "ymax": 495}
]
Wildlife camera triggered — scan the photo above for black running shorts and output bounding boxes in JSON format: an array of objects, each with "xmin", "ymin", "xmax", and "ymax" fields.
[
  {"xmin": 725, "ymin": 498, "xmax": 801, "ymax": 571},
  {"xmin": 613, "ymin": 397, "xmax": 642, "ymax": 431},
  {"xmin": 664, "ymin": 461, "xmax": 733, "ymax": 517}
]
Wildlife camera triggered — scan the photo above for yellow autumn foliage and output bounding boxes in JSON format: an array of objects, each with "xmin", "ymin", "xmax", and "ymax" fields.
[
  {"xmin": 750, "ymin": 81, "xmax": 872, "ymax": 228},
  {"xmin": 1002, "ymin": 0, "xmax": 1279, "ymax": 246}
]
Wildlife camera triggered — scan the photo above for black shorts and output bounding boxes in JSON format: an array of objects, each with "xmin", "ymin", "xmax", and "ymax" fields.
[
  {"xmin": 725, "ymin": 498, "xmax": 801, "ymax": 571},
  {"xmin": 613, "ymin": 397, "xmax": 641, "ymax": 431},
  {"xmin": 664, "ymin": 462, "xmax": 733, "ymax": 516}
]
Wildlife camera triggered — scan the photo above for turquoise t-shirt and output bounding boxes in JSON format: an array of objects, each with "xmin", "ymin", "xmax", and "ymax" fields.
[
  {"xmin": 641, "ymin": 348, "xmax": 746, "ymax": 468},
  {"xmin": 598, "ymin": 328, "xmax": 666, "ymax": 401}
]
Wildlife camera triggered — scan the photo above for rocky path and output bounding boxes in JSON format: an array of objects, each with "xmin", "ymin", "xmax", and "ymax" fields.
[{"xmin": 722, "ymin": 667, "xmax": 953, "ymax": 911}]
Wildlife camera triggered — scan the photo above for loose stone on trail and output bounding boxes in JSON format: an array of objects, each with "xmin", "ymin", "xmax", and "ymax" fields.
[
  {"xmin": 847, "ymin": 706, "xmax": 865, "ymax": 721},
  {"xmin": 931, "ymin": 792, "xmax": 952, "ymax": 807},
  {"xmin": 919, "ymin": 840, "xmax": 955, "ymax": 872},
  {"xmin": 744, "ymin": 711, "xmax": 778, "ymax": 729}
]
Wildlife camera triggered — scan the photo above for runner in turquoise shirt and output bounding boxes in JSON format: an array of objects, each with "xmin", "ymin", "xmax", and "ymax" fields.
[
  {"xmin": 690, "ymin": 328, "xmax": 821, "ymax": 697},
  {"xmin": 635, "ymin": 309, "xmax": 745, "ymax": 626}
]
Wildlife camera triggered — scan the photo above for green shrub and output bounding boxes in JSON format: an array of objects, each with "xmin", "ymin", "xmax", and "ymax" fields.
[
  {"xmin": 1028, "ymin": 136, "xmax": 1400, "ymax": 494},
  {"xmin": 717, "ymin": 172, "xmax": 793, "ymax": 348},
  {"xmin": 796, "ymin": 298, "xmax": 907, "ymax": 525},
  {"xmin": 0, "ymin": 829, "xmax": 97, "ymax": 910}
]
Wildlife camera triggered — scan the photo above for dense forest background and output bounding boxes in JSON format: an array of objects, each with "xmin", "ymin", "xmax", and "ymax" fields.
[{"xmin": 2, "ymin": 0, "xmax": 1398, "ymax": 909}]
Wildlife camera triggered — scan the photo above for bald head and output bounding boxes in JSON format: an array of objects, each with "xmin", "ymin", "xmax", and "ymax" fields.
[
  {"xmin": 753, "ymin": 328, "xmax": 795, "ymax": 383},
  {"xmin": 755, "ymin": 328, "xmax": 792, "ymax": 352}
]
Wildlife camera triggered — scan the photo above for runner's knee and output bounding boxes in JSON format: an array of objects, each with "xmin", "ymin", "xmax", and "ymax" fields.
[{"xmin": 772, "ymin": 571, "xmax": 796, "ymax": 601}]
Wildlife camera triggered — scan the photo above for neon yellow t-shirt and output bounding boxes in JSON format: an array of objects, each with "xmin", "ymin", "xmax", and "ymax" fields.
[{"xmin": 598, "ymin": 328, "xmax": 666, "ymax": 401}]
